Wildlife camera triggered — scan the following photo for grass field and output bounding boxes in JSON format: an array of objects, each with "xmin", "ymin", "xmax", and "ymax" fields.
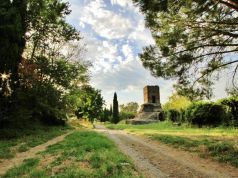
[
  {"xmin": 106, "ymin": 121, "xmax": 238, "ymax": 137},
  {"xmin": 0, "ymin": 125, "xmax": 71, "ymax": 159},
  {"xmin": 3, "ymin": 131, "xmax": 142, "ymax": 178},
  {"xmin": 105, "ymin": 121, "xmax": 238, "ymax": 167}
]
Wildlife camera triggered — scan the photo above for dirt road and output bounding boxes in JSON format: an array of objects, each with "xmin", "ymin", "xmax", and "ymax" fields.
[{"xmin": 95, "ymin": 125, "xmax": 238, "ymax": 178}]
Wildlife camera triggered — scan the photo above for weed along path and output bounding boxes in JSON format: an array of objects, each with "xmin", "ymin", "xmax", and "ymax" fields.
[
  {"xmin": 95, "ymin": 125, "xmax": 238, "ymax": 178},
  {"xmin": 0, "ymin": 131, "xmax": 73, "ymax": 176}
]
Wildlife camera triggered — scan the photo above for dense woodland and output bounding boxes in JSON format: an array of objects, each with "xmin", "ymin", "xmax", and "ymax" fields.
[{"xmin": 0, "ymin": 0, "xmax": 105, "ymax": 133}]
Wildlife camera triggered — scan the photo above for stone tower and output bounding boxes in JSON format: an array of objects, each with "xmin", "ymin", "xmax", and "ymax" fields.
[
  {"xmin": 143, "ymin": 86, "xmax": 160, "ymax": 104},
  {"xmin": 126, "ymin": 85, "xmax": 163, "ymax": 125}
]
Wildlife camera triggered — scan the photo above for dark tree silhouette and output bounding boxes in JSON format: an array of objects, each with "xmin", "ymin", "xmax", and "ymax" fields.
[{"xmin": 112, "ymin": 92, "xmax": 119, "ymax": 124}]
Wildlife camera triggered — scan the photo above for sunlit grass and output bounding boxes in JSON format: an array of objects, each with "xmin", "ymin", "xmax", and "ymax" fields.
[
  {"xmin": 105, "ymin": 121, "xmax": 238, "ymax": 138},
  {"xmin": 0, "ymin": 125, "xmax": 71, "ymax": 159},
  {"xmin": 3, "ymin": 131, "xmax": 142, "ymax": 178}
]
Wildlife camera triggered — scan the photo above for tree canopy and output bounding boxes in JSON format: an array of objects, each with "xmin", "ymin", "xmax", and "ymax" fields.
[
  {"xmin": 133, "ymin": 0, "xmax": 238, "ymax": 100},
  {"xmin": 0, "ymin": 0, "xmax": 101, "ymax": 128},
  {"xmin": 120, "ymin": 102, "xmax": 139, "ymax": 113},
  {"xmin": 163, "ymin": 93, "xmax": 191, "ymax": 111}
]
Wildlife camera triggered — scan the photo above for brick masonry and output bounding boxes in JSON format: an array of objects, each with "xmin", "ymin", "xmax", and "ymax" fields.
[{"xmin": 143, "ymin": 86, "xmax": 160, "ymax": 104}]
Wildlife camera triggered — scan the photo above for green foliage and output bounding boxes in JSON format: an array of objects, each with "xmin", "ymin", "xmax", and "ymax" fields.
[
  {"xmin": 25, "ymin": 0, "xmax": 79, "ymax": 60},
  {"xmin": 218, "ymin": 97, "xmax": 238, "ymax": 126},
  {"xmin": 0, "ymin": 0, "xmax": 27, "ymax": 94},
  {"xmin": 163, "ymin": 93, "xmax": 190, "ymax": 123},
  {"xmin": 0, "ymin": 0, "xmax": 96, "ymax": 129},
  {"xmin": 119, "ymin": 111, "xmax": 136, "ymax": 121},
  {"xmin": 166, "ymin": 109, "xmax": 180, "ymax": 123},
  {"xmin": 75, "ymin": 85, "xmax": 104, "ymax": 122},
  {"xmin": 0, "ymin": 0, "xmax": 28, "ymax": 127},
  {"xmin": 112, "ymin": 92, "xmax": 119, "ymax": 124},
  {"xmin": 133, "ymin": 0, "xmax": 238, "ymax": 99},
  {"xmin": 163, "ymin": 93, "xmax": 191, "ymax": 111},
  {"xmin": 100, "ymin": 108, "xmax": 112, "ymax": 122},
  {"xmin": 185, "ymin": 102, "xmax": 225, "ymax": 127},
  {"xmin": 120, "ymin": 102, "xmax": 139, "ymax": 113}
]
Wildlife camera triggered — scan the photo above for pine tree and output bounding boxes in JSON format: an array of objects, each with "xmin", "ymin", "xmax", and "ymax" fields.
[{"xmin": 112, "ymin": 92, "xmax": 119, "ymax": 124}]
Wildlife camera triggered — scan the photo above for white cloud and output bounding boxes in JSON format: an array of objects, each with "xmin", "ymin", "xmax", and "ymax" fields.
[
  {"xmin": 128, "ymin": 18, "xmax": 155, "ymax": 46},
  {"xmin": 122, "ymin": 44, "xmax": 133, "ymax": 58},
  {"xmin": 76, "ymin": 0, "xmax": 133, "ymax": 39},
  {"xmin": 110, "ymin": 0, "xmax": 134, "ymax": 8},
  {"xmin": 80, "ymin": 35, "xmax": 119, "ymax": 73}
]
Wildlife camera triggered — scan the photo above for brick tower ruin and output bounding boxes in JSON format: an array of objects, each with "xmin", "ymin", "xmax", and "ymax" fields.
[
  {"xmin": 127, "ymin": 85, "xmax": 163, "ymax": 125},
  {"xmin": 143, "ymin": 86, "xmax": 160, "ymax": 104}
]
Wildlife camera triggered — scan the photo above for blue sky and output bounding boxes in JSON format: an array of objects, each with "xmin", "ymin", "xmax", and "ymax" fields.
[{"xmin": 66, "ymin": 0, "xmax": 229, "ymax": 106}]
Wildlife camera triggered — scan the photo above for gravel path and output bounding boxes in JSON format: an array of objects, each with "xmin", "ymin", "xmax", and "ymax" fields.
[
  {"xmin": 95, "ymin": 125, "xmax": 238, "ymax": 178},
  {"xmin": 0, "ymin": 131, "xmax": 73, "ymax": 176}
]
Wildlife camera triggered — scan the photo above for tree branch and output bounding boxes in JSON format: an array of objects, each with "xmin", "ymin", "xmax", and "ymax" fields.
[
  {"xmin": 193, "ymin": 59, "xmax": 238, "ymax": 87},
  {"xmin": 232, "ymin": 64, "xmax": 238, "ymax": 89},
  {"xmin": 216, "ymin": 0, "xmax": 238, "ymax": 11}
]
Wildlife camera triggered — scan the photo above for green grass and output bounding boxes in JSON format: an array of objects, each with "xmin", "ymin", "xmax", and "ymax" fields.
[
  {"xmin": 105, "ymin": 121, "xmax": 238, "ymax": 137},
  {"xmin": 0, "ymin": 125, "xmax": 71, "ymax": 159},
  {"xmin": 150, "ymin": 134, "xmax": 238, "ymax": 167},
  {"xmin": 2, "ymin": 158, "xmax": 40, "ymax": 178},
  {"xmin": 3, "ymin": 131, "xmax": 142, "ymax": 178}
]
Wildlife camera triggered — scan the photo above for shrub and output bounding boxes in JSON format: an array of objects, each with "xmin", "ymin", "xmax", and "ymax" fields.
[
  {"xmin": 166, "ymin": 109, "xmax": 180, "ymax": 122},
  {"xmin": 119, "ymin": 111, "xmax": 136, "ymax": 120},
  {"xmin": 219, "ymin": 97, "xmax": 238, "ymax": 126},
  {"xmin": 185, "ymin": 102, "xmax": 225, "ymax": 127}
]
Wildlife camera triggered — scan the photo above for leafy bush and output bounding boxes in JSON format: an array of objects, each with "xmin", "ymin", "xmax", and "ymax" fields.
[
  {"xmin": 119, "ymin": 111, "xmax": 136, "ymax": 120},
  {"xmin": 219, "ymin": 97, "xmax": 238, "ymax": 126},
  {"xmin": 185, "ymin": 102, "xmax": 225, "ymax": 127},
  {"xmin": 166, "ymin": 109, "xmax": 180, "ymax": 122}
]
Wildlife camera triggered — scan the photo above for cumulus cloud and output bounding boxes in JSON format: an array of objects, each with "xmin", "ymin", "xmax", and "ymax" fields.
[
  {"xmin": 80, "ymin": 35, "xmax": 118, "ymax": 73},
  {"xmin": 77, "ymin": 0, "xmax": 133, "ymax": 39},
  {"xmin": 110, "ymin": 0, "xmax": 134, "ymax": 8}
]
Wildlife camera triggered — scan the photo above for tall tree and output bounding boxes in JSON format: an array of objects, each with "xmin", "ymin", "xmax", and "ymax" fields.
[
  {"xmin": 74, "ymin": 86, "xmax": 104, "ymax": 123},
  {"xmin": 112, "ymin": 92, "xmax": 119, "ymax": 124},
  {"xmin": 0, "ymin": 0, "xmax": 89, "ymax": 127},
  {"xmin": 0, "ymin": 0, "xmax": 27, "ymax": 96},
  {"xmin": 133, "ymin": 0, "xmax": 238, "ymax": 100}
]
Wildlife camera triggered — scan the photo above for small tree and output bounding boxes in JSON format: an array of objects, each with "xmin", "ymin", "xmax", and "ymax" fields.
[
  {"xmin": 120, "ymin": 102, "xmax": 139, "ymax": 113},
  {"xmin": 112, "ymin": 92, "xmax": 119, "ymax": 124}
]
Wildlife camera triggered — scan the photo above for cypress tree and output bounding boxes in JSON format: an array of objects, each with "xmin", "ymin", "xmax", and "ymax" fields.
[{"xmin": 112, "ymin": 92, "xmax": 119, "ymax": 124}]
